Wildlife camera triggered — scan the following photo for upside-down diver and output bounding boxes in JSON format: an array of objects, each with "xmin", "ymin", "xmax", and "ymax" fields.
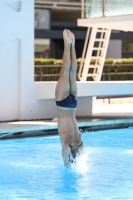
[{"xmin": 55, "ymin": 29, "xmax": 83, "ymax": 166}]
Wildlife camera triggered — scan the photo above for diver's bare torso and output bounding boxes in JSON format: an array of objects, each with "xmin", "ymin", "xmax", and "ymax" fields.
[{"xmin": 57, "ymin": 106, "xmax": 82, "ymax": 150}]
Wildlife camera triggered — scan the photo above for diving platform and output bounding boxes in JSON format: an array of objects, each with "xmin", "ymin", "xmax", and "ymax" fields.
[
  {"xmin": 78, "ymin": 14, "xmax": 133, "ymax": 32},
  {"xmin": 37, "ymin": 82, "xmax": 133, "ymax": 99}
]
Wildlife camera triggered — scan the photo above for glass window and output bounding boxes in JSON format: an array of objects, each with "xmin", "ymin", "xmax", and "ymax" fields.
[
  {"xmin": 34, "ymin": 9, "xmax": 50, "ymax": 29},
  {"xmin": 123, "ymin": 40, "xmax": 133, "ymax": 52},
  {"xmin": 34, "ymin": 39, "xmax": 50, "ymax": 58},
  {"xmin": 86, "ymin": 0, "xmax": 133, "ymax": 18}
]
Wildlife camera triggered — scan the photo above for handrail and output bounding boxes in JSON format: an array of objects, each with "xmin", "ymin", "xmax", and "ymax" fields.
[
  {"xmin": 35, "ymin": 64, "xmax": 133, "ymax": 67},
  {"xmin": 35, "ymin": 64, "xmax": 133, "ymax": 81},
  {"xmin": 35, "ymin": 0, "xmax": 81, "ymax": 2},
  {"xmin": 35, "ymin": 0, "xmax": 81, "ymax": 10},
  {"xmin": 35, "ymin": 65, "xmax": 61, "ymax": 68},
  {"xmin": 78, "ymin": 27, "xmax": 91, "ymax": 80}
]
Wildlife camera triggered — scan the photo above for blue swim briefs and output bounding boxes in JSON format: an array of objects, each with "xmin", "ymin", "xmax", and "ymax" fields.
[{"xmin": 56, "ymin": 94, "xmax": 77, "ymax": 108}]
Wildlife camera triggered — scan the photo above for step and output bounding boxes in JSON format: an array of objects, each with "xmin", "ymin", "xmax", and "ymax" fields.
[
  {"xmin": 89, "ymin": 65, "xmax": 101, "ymax": 68},
  {"xmin": 93, "ymin": 47, "xmax": 105, "ymax": 50},
  {"xmin": 95, "ymin": 39, "xmax": 107, "ymax": 41},
  {"xmin": 87, "ymin": 73, "xmax": 99, "ymax": 77},
  {"xmin": 91, "ymin": 56, "xmax": 103, "ymax": 59},
  {"xmin": 97, "ymin": 29, "xmax": 109, "ymax": 33}
]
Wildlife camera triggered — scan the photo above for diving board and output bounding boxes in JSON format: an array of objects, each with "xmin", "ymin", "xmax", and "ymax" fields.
[{"xmin": 78, "ymin": 14, "xmax": 133, "ymax": 32}]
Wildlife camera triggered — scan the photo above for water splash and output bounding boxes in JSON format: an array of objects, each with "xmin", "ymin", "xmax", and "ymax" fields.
[
  {"xmin": 71, "ymin": 148, "xmax": 90, "ymax": 174},
  {"xmin": 124, "ymin": 149, "xmax": 133, "ymax": 154}
]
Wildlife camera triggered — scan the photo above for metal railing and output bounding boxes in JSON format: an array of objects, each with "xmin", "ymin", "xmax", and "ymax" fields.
[
  {"xmin": 35, "ymin": 0, "xmax": 82, "ymax": 12},
  {"xmin": 35, "ymin": 0, "xmax": 81, "ymax": 2},
  {"xmin": 96, "ymin": 96, "xmax": 133, "ymax": 104},
  {"xmin": 34, "ymin": 64, "xmax": 133, "ymax": 81},
  {"xmin": 81, "ymin": 0, "xmax": 133, "ymax": 19}
]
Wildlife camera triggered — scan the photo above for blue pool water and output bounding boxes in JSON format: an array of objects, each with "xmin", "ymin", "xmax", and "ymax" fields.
[{"xmin": 0, "ymin": 127, "xmax": 133, "ymax": 200}]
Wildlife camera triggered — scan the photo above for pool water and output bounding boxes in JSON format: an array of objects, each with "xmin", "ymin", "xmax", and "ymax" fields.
[{"xmin": 0, "ymin": 127, "xmax": 133, "ymax": 200}]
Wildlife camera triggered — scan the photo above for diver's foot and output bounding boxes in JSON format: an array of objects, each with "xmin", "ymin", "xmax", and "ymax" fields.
[
  {"xmin": 63, "ymin": 29, "xmax": 73, "ymax": 45},
  {"xmin": 66, "ymin": 29, "xmax": 75, "ymax": 46}
]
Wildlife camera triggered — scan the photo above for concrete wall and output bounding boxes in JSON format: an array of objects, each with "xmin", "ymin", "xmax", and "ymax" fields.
[
  {"xmin": 0, "ymin": 0, "xmax": 92, "ymax": 122},
  {"xmin": 36, "ymin": 81, "xmax": 133, "ymax": 119},
  {"xmin": 106, "ymin": 39, "xmax": 122, "ymax": 58},
  {"xmin": 37, "ymin": 82, "xmax": 133, "ymax": 99},
  {"xmin": 0, "ymin": 0, "xmax": 35, "ymax": 121},
  {"xmin": 0, "ymin": 39, "xmax": 20, "ymax": 120}
]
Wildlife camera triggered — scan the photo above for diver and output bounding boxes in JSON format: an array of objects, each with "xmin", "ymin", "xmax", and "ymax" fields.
[{"xmin": 55, "ymin": 29, "xmax": 83, "ymax": 167}]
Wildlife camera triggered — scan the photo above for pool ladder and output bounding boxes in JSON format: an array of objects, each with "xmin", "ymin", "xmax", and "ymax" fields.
[{"xmin": 78, "ymin": 27, "xmax": 111, "ymax": 81}]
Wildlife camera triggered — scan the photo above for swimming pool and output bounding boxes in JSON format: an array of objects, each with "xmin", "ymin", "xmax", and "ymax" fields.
[{"xmin": 0, "ymin": 127, "xmax": 133, "ymax": 200}]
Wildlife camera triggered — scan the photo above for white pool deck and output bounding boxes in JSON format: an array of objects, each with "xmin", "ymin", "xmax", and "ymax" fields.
[{"xmin": 0, "ymin": 102, "xmax": 133, "ymax": 139}]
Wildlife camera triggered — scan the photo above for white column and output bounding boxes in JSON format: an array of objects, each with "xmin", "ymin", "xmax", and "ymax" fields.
[
  {"xmin": 0, "ymin": 0, "xmax": 35, "ymax": 121},
  {"xmin": 76, "ymin": 97, "xmax": 92, "ymax": 116}
]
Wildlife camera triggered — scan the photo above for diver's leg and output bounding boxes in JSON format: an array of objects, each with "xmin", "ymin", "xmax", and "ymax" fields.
[
  {"xmin": 55, "ymin": 29, "xmax": 72, "ymax": 101},
  {"xmin": 67, "ymin": 30, "xmax": 77, "ymax": 96}
]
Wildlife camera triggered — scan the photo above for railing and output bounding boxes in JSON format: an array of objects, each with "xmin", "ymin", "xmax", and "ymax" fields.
[
  {"xmin": 96, "ymin": 96, "xmax": 133, "ymax": 104},
  {"xmin": 35, "ymin": 0, "xmax": 82, "ymax": 12},
  {"xmin": 34, "ymin": 64, "xmax": 133, "ymax": 81},
  {"xmin": 35, "ymin": 0, "xmax": 81, "ymax": 2},
  {"xmin": 82, "ymin": 0, "xmax": 133, "ymax": 19}
]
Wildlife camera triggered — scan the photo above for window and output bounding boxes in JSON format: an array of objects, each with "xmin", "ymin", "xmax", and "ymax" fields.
[
  {"xmin": 34, "ymin": 39, "xmax": 50, "ymax": 58},
  {"xmin": 123, "ymin": 40, "xmax": 133, "ymax": 52},
  {"xmin": 34, "ymin": 9, "xmax": 50, "ymax": 29}
]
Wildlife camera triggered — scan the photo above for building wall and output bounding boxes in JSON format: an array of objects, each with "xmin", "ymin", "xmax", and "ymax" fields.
[
  {"xmin": 0, "ymin": 0, "xmax": 36, "ymax": 121},
  {"xmin": 106, "ymin": 39, "xmax": 122, "ymax": 58},
  {"xmin": 0, "ymin": 1, "xmax": 132, "ymax": 121},
  {"xmin": 0, "ymin": 39, "xmax": 20, "ymax": 120},
  {"xmin": 0, "ymin": 0, "xmax": 92, "ymax": 121}
]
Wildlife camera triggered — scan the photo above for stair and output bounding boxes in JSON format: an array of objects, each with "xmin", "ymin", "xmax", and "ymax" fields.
[{"xmin": 78, "ymin": 27, "xmax": 111, "ymax": 81}]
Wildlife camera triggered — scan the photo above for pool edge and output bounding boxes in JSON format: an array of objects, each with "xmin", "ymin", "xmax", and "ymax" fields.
[{"xmin": 0, "ymin": 118, "xmax": 133, "ymax": 139}]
